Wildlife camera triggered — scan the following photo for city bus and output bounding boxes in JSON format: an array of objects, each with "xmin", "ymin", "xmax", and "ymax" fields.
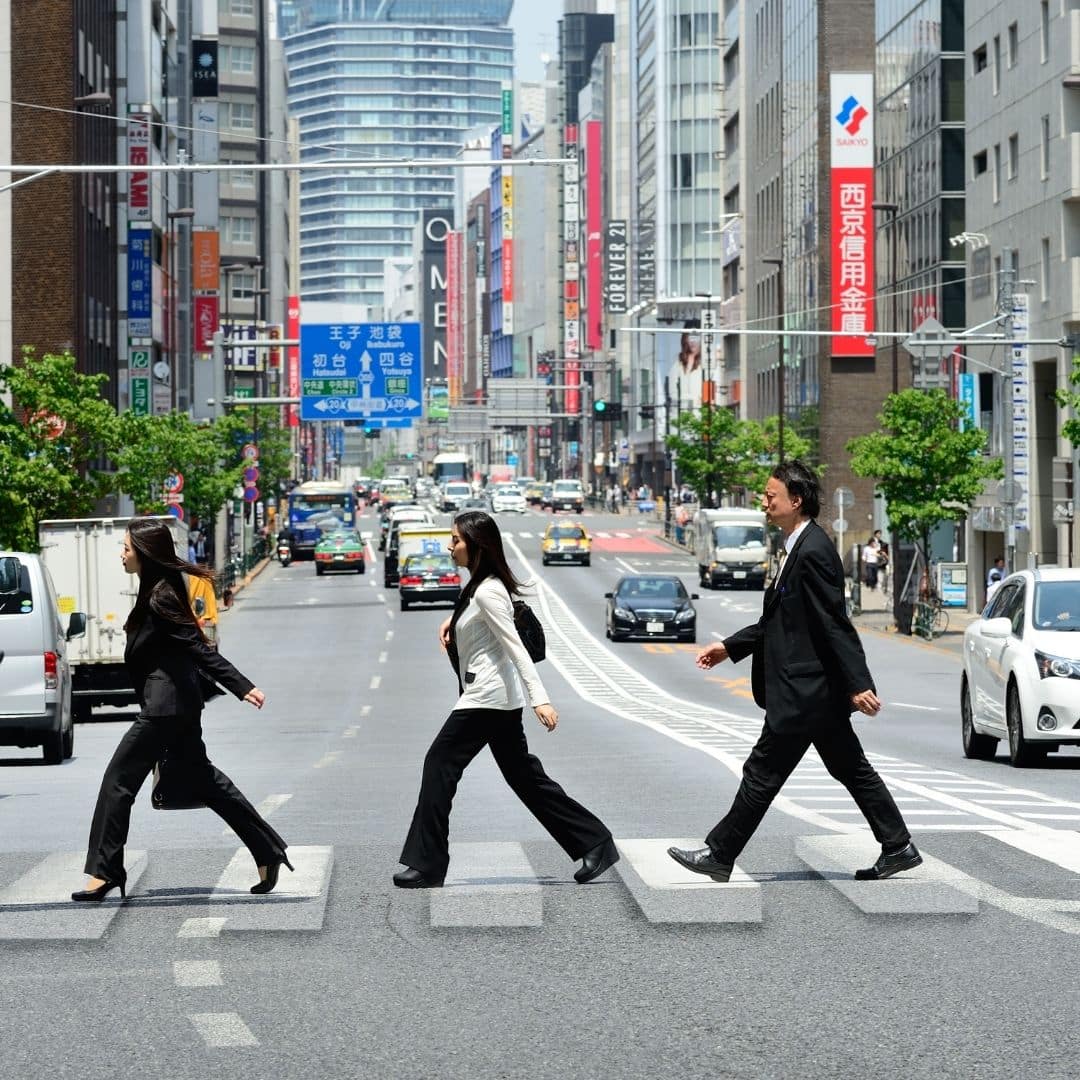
[{"xmin": 286, "ymin": 481, "xmax": 356, "ymax": 558}]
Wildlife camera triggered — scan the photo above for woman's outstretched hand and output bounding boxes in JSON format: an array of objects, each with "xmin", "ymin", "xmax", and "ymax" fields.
[{"xmin": 534, "ymin": 704, "xmax": 558, "ymax": 732}]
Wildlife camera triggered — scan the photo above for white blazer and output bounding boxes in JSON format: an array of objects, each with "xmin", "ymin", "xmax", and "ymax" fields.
[{"xmin": 452, "ymin": 577, "xmax": 549, "ymax": 711}]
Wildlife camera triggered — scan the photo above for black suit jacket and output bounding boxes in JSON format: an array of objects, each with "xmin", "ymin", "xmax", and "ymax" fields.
[
  {"xmin": 723, "ymin": 518, "xmax": 874, "ymax": 735},
  {"xmin": 125, "ymin": 611, "xmax": 255, "ymax": 717}
]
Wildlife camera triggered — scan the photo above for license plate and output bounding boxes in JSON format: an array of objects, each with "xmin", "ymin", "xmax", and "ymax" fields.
[
  {"xmin": 734, "ymin": 570, "xmax": 747, "ymax": 579},
  {"xmin": 333, "ymin": 554, "xmax": 344, "ymax": 561},
  {"xmin": 423, "ymin": 580, "xmax": 437, "ymax": 588},
  {"xmin": 646, "ymin": 621, "xmax": 664, "ymax": 634}
]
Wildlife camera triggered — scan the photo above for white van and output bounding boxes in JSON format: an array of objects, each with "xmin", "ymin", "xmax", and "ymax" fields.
[
  {"xmin": 0, "ymin": 552, "xmax": 86, "ymax": 764},
  {"xmin": 692, "ymin": 509, "xmax": 770, "ymax": 590}
]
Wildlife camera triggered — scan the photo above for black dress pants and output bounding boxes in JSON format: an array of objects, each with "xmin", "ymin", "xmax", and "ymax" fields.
[
  {"xmin": 84, "ymin": 712, "xmax": 287, "ymax": 882},
  {"xmin": 705, "ymin": 717, "xmax": 911, "ymax": 863},
  {"xmin": 400, "ymin": 707, "xmax": 611, "ymax": 879}
]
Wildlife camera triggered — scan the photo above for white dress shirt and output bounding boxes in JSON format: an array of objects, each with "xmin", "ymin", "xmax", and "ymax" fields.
[
  {"xmin": 452, "ymin": 577, "xmax": 549, "ymax": 711},
  {"xmin": 774, "ymin": 517, "xmax": 812, "ymax": 586}
]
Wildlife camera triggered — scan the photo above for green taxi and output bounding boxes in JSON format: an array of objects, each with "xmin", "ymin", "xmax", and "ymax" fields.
[{"xmin": 314, "ymin": 530, "xmax": 366, "ymax": 575}]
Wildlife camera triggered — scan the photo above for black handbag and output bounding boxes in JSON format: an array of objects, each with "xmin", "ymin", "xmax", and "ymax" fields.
[
  {"xmin": 151, "ymin": 749, "xmax": 207, "ymax": 811},
  {"xmin": 512, "ymin": 600, "xmax": 546, "ymax": 663}
]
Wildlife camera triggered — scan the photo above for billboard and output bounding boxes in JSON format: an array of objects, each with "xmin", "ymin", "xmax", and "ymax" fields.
[
  {"xmin": 286, "ymin": 295, "xmax": 301, "ymax": 427},
  {"xmin": 830, "ymin": 73, "xmax": 875, "ymax": 357},
  {"xmin": 666, "ymin": 325, "xmax": 705, "ymax": 417},
  {"xmin": 446, "ymin": 229, "xmax": 462, "ymax": 408},
  {"xmin": 584, "ymin": 120, "xmax": 604, "ymax": 351},
  {"xmin": 421, "ymin": 208, "xmax": 452, "ymax": 384},
  {"xmin": 605, "ymin": 220, "xmax": 628, "ymax": 314},
  {"xmin": 192, "ymin": 230, "xmax": 219, "ymax": 291},
  {"xmin": 564, "ymin": 123, "xmax": 581, "ymax": 414},
  {"xmin": 127, "ymin": 111, "xmax": 151, "ymax": 222},
  {"xmin": 127, "ymin": 228, "xmax": 153, "ymax": 337}
]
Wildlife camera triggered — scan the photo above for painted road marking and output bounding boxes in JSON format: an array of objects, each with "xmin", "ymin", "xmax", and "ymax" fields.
[
  {"xmin": 987, "ymin": 829, "xmax": 1080, "ymax": 874},
  {"xmin": 178, "ymin": 917, "xmax": 226, "ymax": 938},
  {"xmin": 174, "ymin": 960, "xmax": 223, "ymax": 987},
  {"xmin": 615, "ymin": 838, "xmax": 761, "ymax": 924},
  {"xmin": 429, "ymin": 842, "xmax": 542, "ymax": 928},
  {"xmin": 189, "ymin": 1012, "xmax": 258, "ymax": 1048},
  {"xmin": 223, "ymin": 794, "xmax": 291, "ymax": 836}
]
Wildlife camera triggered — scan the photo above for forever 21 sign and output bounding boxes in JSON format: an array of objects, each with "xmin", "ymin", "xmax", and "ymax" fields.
[{"xmin": 605, "ymin": 220, "xmax": 628, "ymax": 315}]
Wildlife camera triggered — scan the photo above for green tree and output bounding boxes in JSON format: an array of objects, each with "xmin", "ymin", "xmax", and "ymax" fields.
[
  {"xmin": 665, "ymin": 409, "xmax": 813, "ymax": 503},
  {"xmin": 113, "ymin": 411, "xmax": 242, "ymax": 526},
  {"xmin": 216, "ymin": 407, "xmax": 293, "ymax": 506},
  {"xmin": 847, "ymin": 389, "xmax": 1001, "ymax": 564},
  {"xmin": 0, "ymin": 349, "xmax": 121, "ymax": 550}
]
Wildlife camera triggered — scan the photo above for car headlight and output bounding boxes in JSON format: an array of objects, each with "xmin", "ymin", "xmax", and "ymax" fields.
[
  {"xmin": 1034, "ymin": 650, "xmax": 1080, "ymax": 680},
  {"xmin": 711, "ymin": 562, "xmax": 728, "ymax": 571},
  {"xmin": 675, "ymin": 607, "xmax": 695, "ymax": 622},
  {"xmin": 613, "ymin": 607, "xmax": 634, "ymax": 621}
]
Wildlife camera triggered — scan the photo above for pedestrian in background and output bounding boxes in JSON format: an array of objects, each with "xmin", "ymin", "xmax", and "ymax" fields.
[
  {"xmin": 72, "ymin": 518, "xmax": 291, "ymax": 902},
  {"xmin": 986, "ymin": 555, "xmax": 1006, "ymax": 606},
  {"xmin": 668, "ymin": 461, "xmax": 921, "ymax": 883},
  {"xmin": 394, "ymin": 510, "xmax": 618, "ymax": 889},
  {"xmin": 862, "ymin": 535, "xmax": 880, "ymax": 590}
]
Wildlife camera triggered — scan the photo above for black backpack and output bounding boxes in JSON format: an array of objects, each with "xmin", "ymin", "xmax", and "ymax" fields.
[{"xmin": 512, "ymin": 600, "xmax": 546, "ymax": 664}]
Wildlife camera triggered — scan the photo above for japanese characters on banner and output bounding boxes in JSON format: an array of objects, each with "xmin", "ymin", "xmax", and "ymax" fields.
[
  {"xmin": 446, "ymin": 229, "xmax": 462, "ymax": 407},
  {"xmin": 1011, "ymin": 293, "xmax": 1030, "ymax": 530},
  {"xmin": 501, "ymin": 176, "xmax": 514, "ymax": 336},
  {"xmin": 127, "ymin": 111, "xmax": 151, "ymax": 222},
  {"xmin": 563, "ymin": 123, "xmax": 581, "ymax": 415},
  {"xmin": 584, "ymin": 121, "xmax": 604, "ymax": 351},
  {"xmin": 829, "ymin": 73, "xmax": 875, "ymax": 357},
  {"xmin": 286, "ymin": 296, "xmax": 301, "ymax": 428},
  {"xmin": 127, "ymin": 230, "xmax": 152, "ymax": 338}
]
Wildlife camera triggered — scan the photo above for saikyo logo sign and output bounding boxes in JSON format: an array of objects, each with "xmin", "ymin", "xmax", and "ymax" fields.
[{"xmin": 835, "ymin": 95, "xmax": 869, "ymax": 136}]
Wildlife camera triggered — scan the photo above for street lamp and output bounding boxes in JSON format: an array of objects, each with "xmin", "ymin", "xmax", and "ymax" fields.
[
  {"xmin": 872, "ymin": 202, "xmax": 900, "ymax": 396},
  {"xmin": 762, "ymin": 257, "xmax": 785, "ymax": 462}
]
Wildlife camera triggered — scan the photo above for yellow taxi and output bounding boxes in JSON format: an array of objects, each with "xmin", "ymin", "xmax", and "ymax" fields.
[
  {"xmin": 525, "ymin": 481, "xmax": 545, "ymax": 505},
  {"xmin": 541, "ymin": 522, "xmax": 591, "ymax": 567}
]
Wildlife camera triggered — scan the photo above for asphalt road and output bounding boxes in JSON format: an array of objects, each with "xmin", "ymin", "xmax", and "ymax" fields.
[{"xmin": 2, "ymin": 501, "xmax": 1080, "ymax": 1080}]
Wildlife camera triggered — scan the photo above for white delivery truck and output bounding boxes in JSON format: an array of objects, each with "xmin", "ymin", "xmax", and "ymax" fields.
[
  {"xmin": 38, "ymin": 516, "xmax": 188, "ymax": 721},
  {"xmin": 692, "ymin": 508, "xmax": 770, "ymax": 590}
]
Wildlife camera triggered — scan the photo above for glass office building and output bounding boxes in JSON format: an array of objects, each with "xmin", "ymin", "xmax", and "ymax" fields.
[{"xmin": 278, "ymin": 1, "xmax": 513, "ymax": 309}]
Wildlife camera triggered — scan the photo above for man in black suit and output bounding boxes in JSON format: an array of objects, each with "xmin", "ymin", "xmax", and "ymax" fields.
[{"xmin": 668, "ymin": 461, "xmax": 921, "ymax": 882}]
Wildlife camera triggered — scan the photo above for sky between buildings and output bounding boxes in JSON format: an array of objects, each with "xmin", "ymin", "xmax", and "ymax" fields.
[{"xmin": 509, "ymin": 2, "xmax": 559, "ymax": 83}]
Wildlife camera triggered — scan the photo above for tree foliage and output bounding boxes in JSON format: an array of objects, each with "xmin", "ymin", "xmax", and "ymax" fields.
[
  {"xmin": 0, "ymin": 349, "xmax": 121, "ymax": 549},
  {"xmin": 665, "ymin": 408, "xmax": 813, "ymax": 503},
  {"xmin": 847, "ymin": 389, "xmax": 1002, "ymax": 559}
]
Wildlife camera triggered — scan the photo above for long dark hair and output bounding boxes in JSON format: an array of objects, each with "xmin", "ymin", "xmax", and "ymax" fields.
[
  {"xmin": 453, "ymin": 510, "xmax": 524, "ymax": 605},
  {"xmin": 124, "ymin": 518, "xmax": 215, "ymax": 639}
]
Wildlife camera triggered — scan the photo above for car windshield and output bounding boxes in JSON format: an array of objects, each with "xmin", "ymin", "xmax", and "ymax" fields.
[
  {"xmin": 1032, "ymin": 581, "xmax": 1080, "ymax": 630},
  {"xmin": 498, "ymin": 487, "xmax": 522, "ymax": 496},
  {"xmin": 550, "ymin": 527, "xmax": 585, "ymax": 539},
  {"xmin": 713, "ymin": 525, "xmax": 766, "ymax": 548},
  {"xmin": 554, "ymin": 481, "xmax": 581, "ymax": 492},
  {"xmin": 324, "ymin": 531, "xmax": 357, "ymax": 543},
  {"xmin": 404, "ymin": 556, "xmax": 454, "ymax": 573},
  {"xmin": 617, "ymin": 577, "xmax": 688, "ymax": 600}
]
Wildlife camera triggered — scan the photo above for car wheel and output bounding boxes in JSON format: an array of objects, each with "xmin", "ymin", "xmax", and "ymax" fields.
[
  {"xmin": 62, "ymin": 714, "xmax": 74, "ymax": 758},
  {"xmin": 582, "ymin": 557, "xmax": 591, "ymax": 567},
  {"xmin": 73, "ymin": 700, "xmax": 92, "ymax": 724},
  {"xmin": 357, "ymin": 563, "xmax": 365, "ymax": 574},
  {"xmin": 400, "ymin": 599, "xmax": 409, "ymax": 611},
  {"xmin": 42, "ymin": 725, "xmax": 64, "ymax": 765},
  {"xmin": 1007, "ymin": 680, "xmax": 1046, "ymax": 767},
  {"xmin": 316, "ymin": 565, "xmax": 325, "ymax": 576},
  {"xmin": 961, "ymin": 677, "xmax": 997, "ymax": 760}
]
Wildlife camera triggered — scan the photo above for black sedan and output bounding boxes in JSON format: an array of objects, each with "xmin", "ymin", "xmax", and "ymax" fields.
[
  {"xmin": 399, "ymin": 554, "xmax": 462, "ymax": 611},
  {"xmin": 605, "ymin": 575, "xmax": 698, "ymax": 643}
]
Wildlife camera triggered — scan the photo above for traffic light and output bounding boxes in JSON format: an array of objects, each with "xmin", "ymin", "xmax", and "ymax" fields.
[{"xmin": 593, "ymin": 400, "xmax": 622, "ymax": 422}]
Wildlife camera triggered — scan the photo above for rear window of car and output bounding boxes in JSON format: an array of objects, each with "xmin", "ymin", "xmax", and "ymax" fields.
[
  {"xmin": 550, "ymin": 527, "xmax": 585, "ymax": 539},
  {"xmin": 404, "ymin": 556, "xmax": 454, "ymax": 573},
  {"xmin": 617, "ymin": 577, "xmax": 688, "ymax": 600},
  {"xmin": 553, "ymin": 481, "xmax": 582, "ymax": 493},
  {"xmin": 446, "ymin": 483, "xmax": 471, "ymax": 494},
  {"xmin": 0, "ymin": 557, "xmax": 33, "ymax": 615}
]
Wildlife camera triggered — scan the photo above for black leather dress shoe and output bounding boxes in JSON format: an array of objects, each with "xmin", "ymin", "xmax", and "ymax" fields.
[
  {"xmin": 392, "ymin": 867, "xmax": 445, "ymax": 889},
  {"xmin": 574, "ymin": 838, "xmax": 620, "ymax": 883},
  {"xmin": 854, "ymin": 842, "xmax": 923, "ymax": 880},
  {"xmin": 666, "ymin": 846, "xmax": 733, "ymax": 883}
]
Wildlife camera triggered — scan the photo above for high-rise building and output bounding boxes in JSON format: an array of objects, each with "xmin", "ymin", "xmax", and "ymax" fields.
[{"xmin": 278, "ymin": 0, "xmax": 513, "ymax": 312}]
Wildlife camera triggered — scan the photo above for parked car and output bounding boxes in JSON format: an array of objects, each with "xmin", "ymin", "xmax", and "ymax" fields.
[
  {"xmin": 541, "ymin": 523, "xmax": 592, "ymax": 566},
  {"xmin": 605, "ymin": 574, "xmax": 698, "ymax": 643},
  {"xmin": 0, "ymin": 552, "xmax": 85, "ymax": 764},
  {"xmin": 314, "ymin": 530, "xmax": 366, "ymax": 575},
  {"xmin": 491, "ymin": 485, "xmax": 528, "ymax": 514},
  {"xmin": 962, "ymin": 568, "xmax": 1080, "ymax": 766},
  {"xmin": 399, "ymin": 554, "xmax": 462, "ymax": 611}
]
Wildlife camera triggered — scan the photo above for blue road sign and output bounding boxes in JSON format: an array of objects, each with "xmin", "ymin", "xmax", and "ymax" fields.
[{"xmin": 300, "ymin": 322, "xmax": 422, "ymax": 422}]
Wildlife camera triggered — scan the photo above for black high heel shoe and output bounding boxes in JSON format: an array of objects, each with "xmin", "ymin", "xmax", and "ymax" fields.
[
  {"xmin": 71, "ymin": 878, "xmax": 126, "ymax": 902},
  {"xmin": 251, "ymin": 855, "xmax": 294, "ymax": 895}
]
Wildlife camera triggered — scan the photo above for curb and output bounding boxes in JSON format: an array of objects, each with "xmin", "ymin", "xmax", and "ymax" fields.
[{"xmin": 222, "ymin": 556, "xmax": 272, "ymax": 610}]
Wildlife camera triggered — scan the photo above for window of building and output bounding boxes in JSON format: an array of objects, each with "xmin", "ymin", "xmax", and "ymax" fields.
[
  {"xmin": 1041, "ymin": 2, "xmax": 1050, "ymax": 63},
  {"xmin": 941, "ymin": 58, "xmax": 965, "ymax": 122},
  {"xmin": 230, "ymin": 165, "xmax": 255, "ymax": 188},
  {"xmin": 973, "ymin": 44, "xmax": 987, "ymax": 74},
  {"xmin": 224, "ymin": 216, "xmax": 255, "ymax": 244},
  {"xmin": 973, "ymin": 149, "xmax": 988, "ymax": 176},
  {"xmin": 1042, "ymin": 115, "xmax": 1051, "ymax": 178},
  {"xmin": 942, "ymin": 128, "xmax": 965, "ymax": 190},
  {"xmin": 229, "ymin": 270, "xmax": 257, "ymax": 301},
  {"xmin": 230, "ymin": 102, "xmax": 255, "ymax": 131},
  {"xmin": 229, "ymin": 0, "xmax": 254, "ymax": 15},
  {"xmin": 1008, "ymin": 134, "xmax": 1019, "ymax": 180},
  {"xmin": 671, "ymin": 153, "xmax": 693, "ymax": 189},
  {"xmin": 1041, "ymin": 237, "xmax": 1050, "ymax": 302},
  {"xmin": 992, "ymin": 35, "xmax": 1001, "ymax": 94},
  {"xmin": 224, "ymin": 44, "xmax": 255, "ymax": 75},
  {"xmin": 1007, "ymin": 22, "xmax": 1018, "ymax": 67},
  {"xmin": 993, "ymin": 143, "xmax": 1001, "ymax": 202}
]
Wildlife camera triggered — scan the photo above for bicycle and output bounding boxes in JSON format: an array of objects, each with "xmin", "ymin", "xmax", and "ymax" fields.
[{"xmin": 913, "ymin": 592, "xmax": 949, "ymax": 640}]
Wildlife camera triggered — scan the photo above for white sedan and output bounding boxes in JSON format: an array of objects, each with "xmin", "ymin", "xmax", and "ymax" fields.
[
  {"xmin": 491, "ymin": 485, "xmax": 528, "ymax": 514},
  {"xmin": 961, "ymin": 568, "xmax": 1080, "ymax": 766}
]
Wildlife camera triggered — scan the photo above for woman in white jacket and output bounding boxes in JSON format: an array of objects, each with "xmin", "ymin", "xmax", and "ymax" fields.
[{"xmin": 394, "ymin": 511, "xmax": 618, "ymax": 889}]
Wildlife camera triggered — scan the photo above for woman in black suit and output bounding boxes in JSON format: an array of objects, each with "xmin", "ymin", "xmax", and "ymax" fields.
[{"xmin": 72, "ymin": 518, "xmax": 291, "ymax": 902}]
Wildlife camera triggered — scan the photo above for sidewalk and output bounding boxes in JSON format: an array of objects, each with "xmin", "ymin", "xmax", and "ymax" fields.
[{"xmin": 849, "ymin": 584, "xmax": 978, "ymax": 658}]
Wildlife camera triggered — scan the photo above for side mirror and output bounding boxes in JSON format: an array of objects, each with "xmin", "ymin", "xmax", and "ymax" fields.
[
  {"xmin": 604, "ymin": 592, "xmax": 614, "ymax": 599},
  {"xmin": 690, "ymin": 593, "xmax": 700, "ymax": 600},
  {"xmin": 66, "ymin": 612, "xmax": 87, "ymax": 640},
  {"xmin": 981, "ymin": 616, "xmax": 1013, "ymax": 640}
]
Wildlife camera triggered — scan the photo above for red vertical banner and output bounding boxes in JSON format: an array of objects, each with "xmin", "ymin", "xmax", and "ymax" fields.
[
  {"xmin": 193, "ymin": 294, "xmax": 218, "ymax": 351},
  {"xmin": 286, "ymin": 295, "xmax": 301, "ymax": 428},
  {"xmin": 829, "ymin": 73, "xmax": 875, "ymax": 357},
  {"xmin": 585, "ymin": 120, "xmax": 603, "ymax": 352},
  {"xmin": 446, "ymin": 230, "xmax": 461, "ymax": 405}
]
